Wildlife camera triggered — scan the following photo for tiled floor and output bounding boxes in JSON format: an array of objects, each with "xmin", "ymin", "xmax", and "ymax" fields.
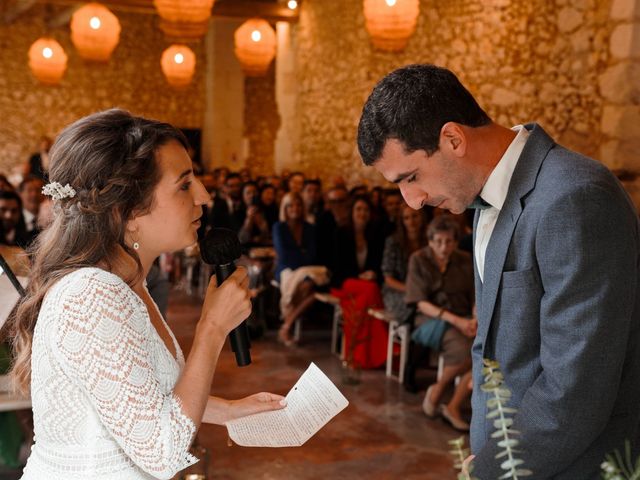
[{"xmin": 167, "ymin": 289, "xmax": 466, "ymax": 480}]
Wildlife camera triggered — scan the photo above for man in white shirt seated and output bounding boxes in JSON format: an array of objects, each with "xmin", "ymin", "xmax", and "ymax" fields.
[{"xmin": 18, "ymin": 176, "xmax": 44, "ymax": 233}]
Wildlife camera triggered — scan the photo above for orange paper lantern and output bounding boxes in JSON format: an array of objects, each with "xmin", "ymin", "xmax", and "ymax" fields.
[
  {"xmin": 28, "ymin": 37, "xmax": 68, "ymax": 85},
  {"xmin": 161, "ymin": 44, "xmax": 196, "ymax": 88},
  {"xmin": 154, "ymin": 0, "xmax": 215, "ymax": 41},
  {"xmin": 234, "ymin": 19, "xmax": 276, "ymax": 77},
  {"xmin": 71, "ymin": 3, "xmax": 121, "ymax": 61},
  {"xmin": 363, "ymin": 0, "xmax": 419, "ymax": 52}
]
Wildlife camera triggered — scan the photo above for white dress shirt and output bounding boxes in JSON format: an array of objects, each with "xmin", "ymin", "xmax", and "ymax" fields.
[
  {"xmin": 474, "ymin": 125, "xmax": 530, "ymax": 281},
  {"xmin": 23, "ymin": 209, "xmax": 37, "ymax": 232}
]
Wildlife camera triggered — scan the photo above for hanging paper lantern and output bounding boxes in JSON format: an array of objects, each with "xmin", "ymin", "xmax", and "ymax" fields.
[
  {"xmin": 234, "ymin": 19, "xmax": 276, "ymax": 77},
  {"xmin": 161, "ymin": 44, "xmax": 196, "ymax": 88},
  {"xmin": 154, "ymin": 0, "xmax": 215, "ymax": 41},
  {"xmin": 28, "ymin": 37, "xmax": 68, "ymax": 85},
  {"xmin": 363, "ymin": 0, "xmax": 419, "ymax": 52},
  {"xmin": 71, "ymin": 2, "xmax": 121, "ymax": 61}
]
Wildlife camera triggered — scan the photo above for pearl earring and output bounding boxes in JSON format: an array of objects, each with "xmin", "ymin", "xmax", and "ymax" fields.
[{"xmin": 132, "ymin": 230, "xmax": 140, "ymax": 250}]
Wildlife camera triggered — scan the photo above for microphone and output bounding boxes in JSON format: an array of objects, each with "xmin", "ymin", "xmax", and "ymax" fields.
[
  {"xmin": 0, "ymin": 253, "xmax": 26, "ymax": 297},
  {"xmin": 199, "ymin": 227, "xmax": 252, "ymax": 367}
]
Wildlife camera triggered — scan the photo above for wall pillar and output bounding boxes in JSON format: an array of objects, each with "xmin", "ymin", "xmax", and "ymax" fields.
[
  {"xmin": 598, "ymin": 0, "xmax": 640, "ymax": 207},
  {"xmin": 274, "ymin": 21, "xmax": 299, "ymax": 174},
  {"xmin": 202, "ymin": 18, "xmax": 246, "ymax": 171}
]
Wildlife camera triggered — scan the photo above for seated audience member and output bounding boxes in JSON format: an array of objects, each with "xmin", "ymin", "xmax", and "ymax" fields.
[
  {"xmin": 238, "ymin": 181, "xmax": 270, "ymax": 248},
  {"xmin": 457, "ymin": 209, "xmax": 475, "ymax": 254},
  {"xmin": 316, "ymin": 185, "xmax": 349, "ymax": 268},
  {"xmin": 266, "ymin": 174, "xmax": 282, "ymax": 190},
  {"xmin": 224, "ymin": 173, "xmax": 246, "ymax": 232},
  {"xmin": 259, "ymin": 184, "xmax": 279, "ymax": 228},
  {"xmin": 404, "ymin": 215, "xmax": 475, "ymax": 430},
  {"xmin": 18, "ymin": 176, "xmax": 44, "ymax": 233},
  {"xmin": 0, "ymin": 190, "xmax": 36, "ymax": 248},
  {"xmin": 329, "ymin": 175, "xmax": 346, "ymax": 189},
  {"xmin": 370, "ymin": 186, "xmax": 385, "ymax": 222},
  {"xmin": 380, "ymin": 188, "xmax": 403, "ymax": 237},
  {"xmin": 272, "ymin": 192, "xmax": 327, "ymax": 346},
  {"xmin": 287, "ymin": 171, "xmax": 305, "ymax": 194},
  {"xmin": 330, "ymin": 195, "xmax": 387, "ymax": 369},
  {"xmin": 381, "ymin": 204, "xmax": 428, "ymax": 324},
  {"xmin": 36, "ymin": 198, "xmax": 54, "ymax": 230},
  {"xmin": 331, "ymin": 195, "xmax": 384, "ymax": 288},
  {"xmin": 0, "ymin": 174, "xmax": 14, "ymax": 191},
  {"xmin": 239, "ymin": 167, "xmax": 252, "ymax": 184},
  {"xmin": 212, "ymin": 167, "xmax": 229, "ymax": 190},
  {"xmin": 349, "ymin": 184, "xmax": 368, "ymax": 198},
  {"xmin": 25, "ymin": 136, "xmax": 52, "ymax": 182},
  {"xmin": 302, "ymin": 179, "xmax": 323, "ymax": 224},
  {"xmin": 208, "ymin": 172, "xmax": 244, "ymax": 232}
]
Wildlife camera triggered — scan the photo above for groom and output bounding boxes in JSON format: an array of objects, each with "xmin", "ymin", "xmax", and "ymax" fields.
[{"xmin": 357, "ymin": 64, "xmax": 640, "ymax": 479}]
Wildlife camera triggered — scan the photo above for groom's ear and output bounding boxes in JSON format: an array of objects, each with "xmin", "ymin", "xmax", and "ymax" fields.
[{"xmin": 439, "ymin": 122, "xmax": 467, "ymax": 158}]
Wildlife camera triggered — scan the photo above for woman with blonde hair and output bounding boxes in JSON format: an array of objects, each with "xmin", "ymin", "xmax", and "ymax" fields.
[
  {"xmin": 272, "ymin": 192, "xmax": 328, "ymax": 346},
  {"xmin": 9, "ymin": 109, "xmax": 285, "ymax": 479}
]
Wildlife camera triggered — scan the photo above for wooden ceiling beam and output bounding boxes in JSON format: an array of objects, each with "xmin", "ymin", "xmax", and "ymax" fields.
[
  {"xmin": 213, "ymin": 1, "xmax": 298, "ymax": 22},
  {"xmin": 34, "ymin": 0, "xmax": 299, "ymax": 22}
]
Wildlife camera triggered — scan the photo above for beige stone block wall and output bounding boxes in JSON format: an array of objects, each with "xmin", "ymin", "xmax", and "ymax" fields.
[
  {"xmin": 598, "ymin": 0, "xmax": 640, "ymax": 208},
  {"xmin": 290, "ymin": 0, "xmax": 617, "ymax": 187},
  {"xmin": 0, "ymin": 6, "xmax": 205, "ymax": 176},
  {"xmin": 245, "ymin": 63, "xmax": 280, "ymax": 177}
]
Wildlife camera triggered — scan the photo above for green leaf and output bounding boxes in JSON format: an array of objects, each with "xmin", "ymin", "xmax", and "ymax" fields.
[
  {"xmin": 482, "ymin": 380, "xmax": 502, "ymax": 391},
  {"xmin": 448, "ymin": 437, "xmax": 465, "ymax": 447},
  {"xmin": 497, "ymin": 438, "xmax": 520, "ymax": 448},
  {"xmin": 494, "ymin": 418, "xmax": 514, "ymax": 429},
  {"xmin": 483, "ymin": 358, "xmax": 500, "ymax": 368},
  {"xmin": 497, "ymin": 386, "xmax": 511, "ymax": 394},
  {"xmin": 500, "ymin": 458, "xmax": 524, "ymax": 470},
  {"xmin": 487, "ymin": 409, "xmax": 501, "ymax": 419},
  {"xmin": 515, "ymin": 469, "xmax": 533, "ymax": 476},
  {"xmin": 495, "ymin": 450, "xmax": 511, "ymax": 459}
]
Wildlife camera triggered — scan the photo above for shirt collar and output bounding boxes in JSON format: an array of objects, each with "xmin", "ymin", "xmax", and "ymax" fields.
[{"xmin": 479, "ymin": 125, "xmax": 530, "ymax": 211}]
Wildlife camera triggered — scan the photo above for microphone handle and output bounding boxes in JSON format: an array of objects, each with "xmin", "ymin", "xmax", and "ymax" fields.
[
  {"xmin": 214, "ymin": 263, "xmax": 252, "ymax": 367},
  {"xmin": 0, "ymin": 253, "xmax": 26, "ymax": 297}
]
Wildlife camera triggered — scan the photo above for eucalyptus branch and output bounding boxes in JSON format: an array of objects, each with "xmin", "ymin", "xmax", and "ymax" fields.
[
  {"xmin": 602, "ymin": 441, "xmax": 640, "ymax": 480},
  {"xmin": 481, "ymin": 359, "xmax": 531, "ymax": 480},
  {"xmin": 448, "ymin": 436, "xmax": 476, "ymax": 480}
]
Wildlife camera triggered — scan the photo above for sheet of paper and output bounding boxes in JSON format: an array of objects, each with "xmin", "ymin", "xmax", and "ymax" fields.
[{"xmin": 225, "ymin": 362, "xmax": 349, "ymax": 447}]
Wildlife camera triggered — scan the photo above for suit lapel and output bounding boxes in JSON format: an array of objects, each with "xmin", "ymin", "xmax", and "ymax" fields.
[{"xmin": 477, "ymin": 124, "xmax": 555, "ymax": 354}]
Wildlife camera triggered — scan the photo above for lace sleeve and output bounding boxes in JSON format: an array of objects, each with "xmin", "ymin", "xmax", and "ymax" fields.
[{"xmin": 49, "ymin": 269, "xmax": 197, "ymax": 479}]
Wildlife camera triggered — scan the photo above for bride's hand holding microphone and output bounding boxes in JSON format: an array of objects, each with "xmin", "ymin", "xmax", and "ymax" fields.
[
  {"xmin": 197, "ymin": 266, "xmax": 287, "ymax": 425},
  {"xmin": 198, "ymin": 267, "xmax": 251, "ymax": 341}
]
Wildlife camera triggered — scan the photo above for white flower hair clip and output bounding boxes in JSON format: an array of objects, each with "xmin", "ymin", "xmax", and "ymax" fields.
[{"xmin": 42, "ymin": 182, "xmax": 76, "ymax": 201}]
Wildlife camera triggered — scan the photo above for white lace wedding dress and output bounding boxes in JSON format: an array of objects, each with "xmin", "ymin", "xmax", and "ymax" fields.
[{"xmin": 21, "ymin": 267, "xmax": 198, "ymax": 479}]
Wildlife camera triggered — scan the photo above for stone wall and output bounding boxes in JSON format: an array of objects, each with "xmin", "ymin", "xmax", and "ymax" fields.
[
  {"xmin": 291, "ymin": 0, "xmax": 619, "ymax": 187},
  {"xmin": 0, "ymin": 5, "xmax": 205, "ymax": 176},
  {"xmin": 244, "ymin": 63, "xmax": 280, "ymax": 177},
  {"xmin": 598, "ymin": 0, "xmax": 640, "ymax": 205}
]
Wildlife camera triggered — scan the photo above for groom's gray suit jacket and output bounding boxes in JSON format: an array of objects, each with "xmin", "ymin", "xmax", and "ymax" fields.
[{"xmin": 470, "ymin": 124, "xmax": 640, "ymax": 479}]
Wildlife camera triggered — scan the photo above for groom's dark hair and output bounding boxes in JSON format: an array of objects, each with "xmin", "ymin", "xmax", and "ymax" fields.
[{"xmin": 357, "ymin": 64, "xmax": 491, "ymax": 166}]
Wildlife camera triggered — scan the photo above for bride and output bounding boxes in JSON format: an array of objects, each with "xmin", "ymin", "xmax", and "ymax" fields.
[{"xmin": 9, "ymin": 109, "xmax": 285, "ymax": 479}]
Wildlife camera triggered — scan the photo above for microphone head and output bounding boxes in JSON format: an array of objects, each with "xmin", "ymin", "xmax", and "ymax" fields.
[{"xmin": 200, "ymin": 227, "xmax": 242, "ymax": 265}]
